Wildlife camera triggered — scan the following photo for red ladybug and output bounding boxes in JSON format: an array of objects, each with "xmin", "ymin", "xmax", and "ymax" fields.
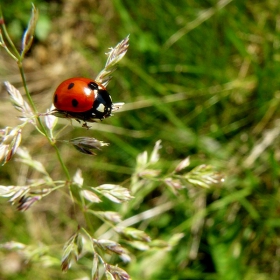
[{"xmin": 53, "ymin": 77, "xmax": 113, "ymax": 123}]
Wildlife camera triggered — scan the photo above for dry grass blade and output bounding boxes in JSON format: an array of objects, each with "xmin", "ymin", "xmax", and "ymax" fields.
[
  {"xmin": 94, "ymin": 211, "xmax": 122, "ymax": 223},
  {"xmin": 0, "ymin": 127, "xmax": 22, "ymax": 165},
  {"xmin": 149, "ymin": 140, "xmax": 162, "ymax": 163},
  {"xmin": 0, "ymin": 29, "xmax": 4, "ymax": 46},
  {"xmin": 21, "ymin": 4, "xmax": 39, "ymax": 58},
  {"xmin": 4, "ymin": 81, "xmax": 26, "ymax": 111},
  {"xmin": 81, "ymin": 190, "xmax": 102, "ymax": 203},
  {"xmin": 4, "ymin": 81, "xmax": 34, "ymax": 123},
  {"xmin": 184, "ymin": 164, "xmax": 225, "ymax": 189},
  {"xmin": 106, "ymin": 264, "xmax": 131, "ymax": 280},
  {"xmin": 94, "ymin": 239, "xmax": 124, "ymax": 255},
  {"xmin": 17, "ymin": 195, "xmax": 41, "ymax": 211},
  {"xmin": 105, "ymin": 270, "xmax": 115, "ymax": 280},
  {"xmin": 118, "ymin": 227, "xmax": 151, "ymax": 242},
  {"xmin": 95, "ymin": 35, "xmax": 129, "ymax": 87},
  {"xmin": 175, "ymin": 157, "xmax": 190, "ymax": 173},
  {"xmin": 95, "ymin": 184, "xmax": 133, "ymax": 203},
  {"xmin": 73, "ymin": 169, "xmax": 84, "ymax": 188},
  {"xmin": 91, "ymin": 253, "xmax": 99, "ymax": 280},
  {"xmin": 45, "ymin": 108, "xmax": 58, "ymax": 132},
  {"xmin": 16, "ymin": 147, "xmax": 49, "ymax": 176},
  {"xmin": 164, "ymin": 0, "xmax": 233, "ymax": 48},
  {"xmin": 61, "ymin": 233, "xmax": 78, "ymax": 271},
  {"xmin": 112, "ymin": 102, "xmax": 125, "ymax": 113},
  {"xmin": 69, "ymin": 137, "xmax": 109, "ymax": 156}
]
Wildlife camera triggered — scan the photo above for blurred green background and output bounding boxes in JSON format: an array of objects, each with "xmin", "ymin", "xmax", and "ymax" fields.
[{"xmin": 1, "ymin": 0, "xmax": 280, "ymax": 279}]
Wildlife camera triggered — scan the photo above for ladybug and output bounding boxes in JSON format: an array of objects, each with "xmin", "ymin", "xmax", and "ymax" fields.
[{"xmin": 53, "ymin": 77, "xmax": 113, "ymax": 123}]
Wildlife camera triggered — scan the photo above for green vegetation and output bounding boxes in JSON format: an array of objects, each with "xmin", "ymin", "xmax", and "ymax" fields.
[{"xmin": 1, "ymin": 0, "xmax": 280, "ymax": 279}]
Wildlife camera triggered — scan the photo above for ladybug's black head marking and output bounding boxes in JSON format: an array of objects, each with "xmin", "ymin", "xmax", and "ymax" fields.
[
  {"xmin": 68, "ymin": 82, "xmax": 75, "ymax": 90},
  {"xmin": 91, "ymin": 89, "xmax": 113, "ymax": 119},
  {"xmin": 88, "ymin": 82, "xmax": 98, "ymax": 90},
  {"xmin": 72, "ymin": 99, "xmax": 79, "ymax": 107},
  {"xmin": 54, "ymin": 94, "xmax": 58, "ymax": 104},
  {"xmin": 98, "ymin": 90, "xmax": 113, "ymax": 105}
]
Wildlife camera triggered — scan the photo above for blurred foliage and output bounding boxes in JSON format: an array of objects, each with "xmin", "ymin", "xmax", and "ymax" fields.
[{"xmin": 1, "ymin": 0, "xmax": 280, "ymax": 279}]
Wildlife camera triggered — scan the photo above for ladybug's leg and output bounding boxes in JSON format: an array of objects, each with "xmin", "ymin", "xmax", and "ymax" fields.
[{"xmin": 82, "ymin": 122, "xmax": 91, "ymax": 129}]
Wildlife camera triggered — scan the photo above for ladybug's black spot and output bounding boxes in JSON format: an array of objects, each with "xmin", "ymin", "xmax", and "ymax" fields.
[
  {"xmin": 72, "ymin": 99, "xmax": 79, "ymax": 107},
  {"xmin": 54, "ymin": 94, "xmax": 58, "ymax": 104},
  {"xmin": 88, "ymin": 82, "xmax": 98, "ymax": 90},
  {"xmin": 68, "ymin": 83, "xmax": 75, "ymax": 90}
]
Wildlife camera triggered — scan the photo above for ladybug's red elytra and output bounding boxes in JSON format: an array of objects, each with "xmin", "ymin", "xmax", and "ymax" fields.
[{"xmin": 53, "ymin": 77, "xmax": 113, "ymax": 122}]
